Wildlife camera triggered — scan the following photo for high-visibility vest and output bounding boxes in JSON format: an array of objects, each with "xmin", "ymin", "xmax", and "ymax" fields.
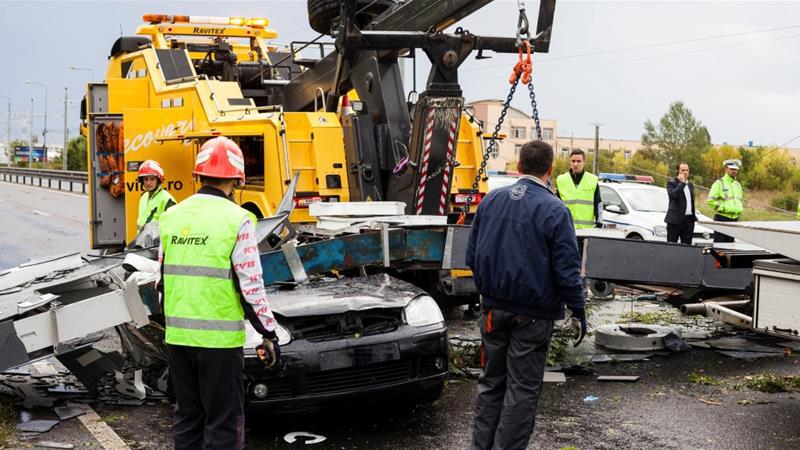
[
  {"xmin": 707, "ymin": 174, "xmax": 743, "ymax": 219},
  {"xmin": 137, "ymin": 188, "xmax": 176, "ymax": 229},
  {"xmin": 556, "ymin": 172, "xmax": 598, "ymax": 229},
  {"xmin": 159, "ymin": 194, "xmax": 256, "ymax": 348}
]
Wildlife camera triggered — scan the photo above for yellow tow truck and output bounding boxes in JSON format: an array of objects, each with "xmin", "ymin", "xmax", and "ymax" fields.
[{"xmin": 83, "ymin": 13, "xmax": 489, "ymax": 249}]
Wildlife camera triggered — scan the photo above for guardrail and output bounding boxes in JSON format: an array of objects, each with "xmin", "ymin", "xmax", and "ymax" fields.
[{"xmin": 0, "ymin": 167, "xmax": 88, "ymax": 194}]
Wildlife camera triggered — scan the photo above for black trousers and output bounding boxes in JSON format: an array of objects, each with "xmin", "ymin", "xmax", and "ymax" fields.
[
  {"xmin": 666, "ymin": 217, "xmax": 695, "ymax": 245},
  {"xmin": 167, "ymin": 344, "xmax": 245, "ymax": 450},
  {"xmin": 471, "ymin": 307, "xmax": 553, "ymax": 450},
  {"xmin": 713, "ymin": 214, "xmax": 738, "ymax": 243}
]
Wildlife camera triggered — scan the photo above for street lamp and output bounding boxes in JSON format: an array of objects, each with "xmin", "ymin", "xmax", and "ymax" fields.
[
  {"xmin": 25, "ymin": 80, "xmax": 48, "ymax": 168},
  {"xmin": 0, "ymin": 96, "xmax": 10, "ymax": 166},
  {"xmin": 69, "ymin": 65, "xmax": 95, "ymax": 80}
]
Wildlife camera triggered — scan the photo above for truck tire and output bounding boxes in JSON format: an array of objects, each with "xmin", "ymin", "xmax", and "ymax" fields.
[{"xmin": 308, "ymin": 0, "xmax": 395, "ymax": 35}]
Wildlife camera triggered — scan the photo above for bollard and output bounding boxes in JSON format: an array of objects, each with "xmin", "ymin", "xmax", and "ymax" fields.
[
  {"xmin": 59, "ymin": 180, "xmax": 62, "ymax": 190},
  {"xmin": 82, "ymin": 183, "xmax": 86, "ymax": 194}
]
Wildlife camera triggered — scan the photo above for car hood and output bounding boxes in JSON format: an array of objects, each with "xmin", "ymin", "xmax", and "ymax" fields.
[
  {"xmin": 631, "ymin": 211, "xmax": 714, "ymax": 233},
  {"xmin": 265, "ymin": 273, "xmax": 424, "ymax": 317}
]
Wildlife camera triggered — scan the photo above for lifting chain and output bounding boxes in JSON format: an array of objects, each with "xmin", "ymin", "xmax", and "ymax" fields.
[{"xmin": 457, "ymin": 37, "xmax": 542, "ymax": 224}]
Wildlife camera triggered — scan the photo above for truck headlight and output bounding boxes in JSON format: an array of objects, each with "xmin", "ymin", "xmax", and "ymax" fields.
[
  {"xmin": 403, "ymin": 295, "xmax": 444, "ymax": 327},
  {"xmin": 653, "ymin": 225, "xmax": 668, "ymax": 238},
  {"xmin": 245, "ymin": 323, "xmax": 292, "ymax": 347}
]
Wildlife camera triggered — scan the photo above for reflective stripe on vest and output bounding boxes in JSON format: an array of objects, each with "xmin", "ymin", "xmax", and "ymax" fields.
[
  {"xmin": 556, "ymin": 172, "xmax": 598, "ymax": 229},
  {"xmin": 163, "ymin": 264, "xmax": 232, "ymax": 279},
  {"xmin": 166, "ymin": 316, "xmax": 245, "ymax": 332},
  {"xmin": 159, "ymin": 194, "xmax": 256, "ymax": 348}
]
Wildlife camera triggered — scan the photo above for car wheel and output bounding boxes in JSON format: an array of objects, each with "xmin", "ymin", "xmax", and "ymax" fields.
[{"xmin": 626, "ymin": 233, "xmax": 644, "ymax": 240}]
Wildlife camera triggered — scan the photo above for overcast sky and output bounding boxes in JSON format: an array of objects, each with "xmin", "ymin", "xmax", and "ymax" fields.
[{"xmin": 1, "ymin": 0, "xmax": 798, "ymax": 147}]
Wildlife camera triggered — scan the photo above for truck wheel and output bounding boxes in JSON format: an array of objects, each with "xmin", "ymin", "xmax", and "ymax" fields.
[{"xmin": 308, "ymin": 0, "xmax": 395, "ymax": 35}]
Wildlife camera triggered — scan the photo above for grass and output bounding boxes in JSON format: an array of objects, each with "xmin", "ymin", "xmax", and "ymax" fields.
[
  {"xmin": 619, "ymin": 310, "xmax": 679, "ymax": 325},
  {"xmin": 688, "ymin": 371, "xmax": 722, "ymax": 386},
  {"xmin": 100, "ymin": 412, "xmax": 129, "ymax": 424},
  {"xmin": 738, "ymin": 374, "xmax": 800, "ymax": 393},
  {"xmin": 696, "ymin": 190, "xmax": 797, "ymax": 222},
  {"xmin": 0, "ymin": 396, "xmax": 17, "ymax": 447}
]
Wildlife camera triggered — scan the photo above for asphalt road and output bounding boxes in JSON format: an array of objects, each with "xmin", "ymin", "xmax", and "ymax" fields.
[
  {"xmin": 0, "ymin": 181, "xmax": 90, "ymax": 269},
  {"xmin": 4, "ymin": 182, "xmax": 800, "ymax": 449}
]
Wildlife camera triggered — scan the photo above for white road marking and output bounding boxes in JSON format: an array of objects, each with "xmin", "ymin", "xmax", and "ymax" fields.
[
  {"xmin": 32, "ymin": 209, "xmax": 51, "ymax": 217},
  {"xmin": 73, "ymin": 402, "xmax": 131, "ymax": 449}
]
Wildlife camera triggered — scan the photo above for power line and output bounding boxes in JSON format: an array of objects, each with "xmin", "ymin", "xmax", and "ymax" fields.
[
  {"xmin": 461, "ymin": 23, "xmax": 800, "ymax": 73},
  {"xmin": 461, "ymin": 32, "xmax": 800, "ymax": 82}
]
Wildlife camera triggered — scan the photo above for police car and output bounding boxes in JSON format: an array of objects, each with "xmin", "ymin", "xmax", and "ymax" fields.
[{"xmin": 598, "ymin": 173, "xmax": 714, "ymax": 244}]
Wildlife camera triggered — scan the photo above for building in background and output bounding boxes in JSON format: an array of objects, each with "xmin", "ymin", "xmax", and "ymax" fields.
[{"xmin": 467, "ymin": 100, "xmax": 646, "ymax": 170}]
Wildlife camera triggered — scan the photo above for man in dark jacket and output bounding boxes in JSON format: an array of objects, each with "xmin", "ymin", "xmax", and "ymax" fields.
[
  {"xmin": 467, "ymin": 140, "xmax": 586, "ymax": 450},
  {"xmin": 664, "ymin": 162, "xmax": 697, "ymax": 244}
]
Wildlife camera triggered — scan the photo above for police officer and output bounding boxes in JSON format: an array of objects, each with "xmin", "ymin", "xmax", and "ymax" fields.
[
  {"xmin": 555, "ymin": 149, "xmax": 602, "ymax": 229},
  {"xmin": 158, "ymin": 136, "xmax": 279, "ymax": 449},
  {"xmin": 137, "ymin": 159, "xmax": 176, "ymax": 231},
  {"xmin": 707, "ymin": 159, "xmax": 743, "ymax": 243}
]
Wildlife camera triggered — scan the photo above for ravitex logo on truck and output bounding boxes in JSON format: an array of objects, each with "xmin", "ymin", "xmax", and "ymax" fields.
[
  {"xmin": 193, "ymin": 27, "xmax": 226, "ymax": 35},
  {"xmin": 125, "ymin": 120, "xmax": 194, "ymax": 153}
]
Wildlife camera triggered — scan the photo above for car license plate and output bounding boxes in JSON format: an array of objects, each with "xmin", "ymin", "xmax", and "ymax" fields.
[{"xmin": 319, "ymin": 342, "xmax": 400, "ymax": 371}]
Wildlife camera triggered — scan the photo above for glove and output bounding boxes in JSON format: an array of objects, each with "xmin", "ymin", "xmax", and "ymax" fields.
[
  {"xmin": 568, "ymin": 307, "xmax": 587, "ymax": 347},
  {"xmin": 256, "ymin": 336, "xmax": 280, "ymax": 369}
]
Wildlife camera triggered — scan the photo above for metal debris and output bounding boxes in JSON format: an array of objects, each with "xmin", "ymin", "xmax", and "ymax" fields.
[
  {"xmin": 34, "ymin": 442, "xmax": 75, "ymax": 449},
  {"xmin": 16, "ymin": 419, "xmax": 60, "ymax": 433},
  {"xmin": 716, "ymin": 351, "xmax": 781, "ymax": 360},
  {"xmin": 543, "ymin": 372, "xmax": 566, "ymax": 383},
  {"xmin": 663, "ymin": 332, "xmax": 690, "ymax": 352},
  {"xmin": 114, "ymin": 369, "xmax": 146, "ymax": 400},
  {"xmin": 590, "ymin": 354, "xmax": 652, "ymax": 363},
  {"xmin": 597, "ymin": 375, "xmax": 640, "ymax": 382},
  {"xmin": 54, "ymin": 405, "xmax": 86, "ymax": 421}
]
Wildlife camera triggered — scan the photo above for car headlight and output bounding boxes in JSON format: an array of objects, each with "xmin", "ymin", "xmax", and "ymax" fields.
[
  {"xmin": 245, "ymin": 322, "xmax": 292, "ymax": 348},
  {"xmin": 404, "ymin": 295, "xmax": 444, "ymax": 327},
  {"xmin": 653, "ymin": 225, "xmax": 668, "ymax": 238}
]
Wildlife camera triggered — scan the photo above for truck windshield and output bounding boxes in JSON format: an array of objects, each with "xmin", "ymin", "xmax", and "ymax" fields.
[{"xmin": 619, "ymin": 187, "xmax": 668, "ymax": 212}]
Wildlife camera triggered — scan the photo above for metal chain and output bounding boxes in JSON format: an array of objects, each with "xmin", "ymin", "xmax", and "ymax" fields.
[
  {"xmin": 528, "ymin": 82, "xmax": 542, "ymax": 139},
  {"xmin": 460, "ymin": 77, "xmax": 520, "ymax": 217}
]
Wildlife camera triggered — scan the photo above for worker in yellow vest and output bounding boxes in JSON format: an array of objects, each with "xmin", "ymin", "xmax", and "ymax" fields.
[
  {"xmin": 158, "ymin": 137, "xmax": 279, "ymax": 449},
  {"xmin": 136, "ymin": 160, "xmax": 176, "ymax": 232},
  {"xmin": 555, "ymin": 149, "xmax": 602, "ymax": 229},
  {"xmin": 707, "ymin": 159, "xmax": 744, "ymax": 243}
]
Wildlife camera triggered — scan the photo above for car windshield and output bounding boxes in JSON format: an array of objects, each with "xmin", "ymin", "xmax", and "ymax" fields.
[{"xmin": 619, "ymin": 187, "xmax": 668, "ymax": 212}]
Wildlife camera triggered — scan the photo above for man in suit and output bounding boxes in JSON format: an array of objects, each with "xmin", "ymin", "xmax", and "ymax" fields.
[{"xmin": 664, "ymin": 162, "xmax": 697, "ymax": 244}]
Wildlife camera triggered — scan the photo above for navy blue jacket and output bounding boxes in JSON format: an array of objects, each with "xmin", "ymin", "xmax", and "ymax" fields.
[{"xmin": 466, "ymin": 177, "xmax": 585, "ymax": 319}]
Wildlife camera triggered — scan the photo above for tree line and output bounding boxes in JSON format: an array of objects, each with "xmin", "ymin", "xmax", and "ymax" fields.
[{"xmin": 553, "ymin": 101, "xmax": 800, "ymax": 211}]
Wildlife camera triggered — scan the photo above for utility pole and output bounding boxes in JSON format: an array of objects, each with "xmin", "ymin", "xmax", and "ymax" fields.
[
  {"xmin": 29, "ymin": 98, "xmax": 34, "ymax": 168},
  {"xmin": 6, "ymin": 101, "xmax": 9, "ymax": 166},
  {"xmin": 0, "ymin": 96, "xmax": 9, "ymax": 166},
  {"xmin": 591, "ymin": 122, "xmax": 604, "ymax": 174},
  {"xmin": 63, "ymin": 87, "xmax": 68, "ymax": 170}
]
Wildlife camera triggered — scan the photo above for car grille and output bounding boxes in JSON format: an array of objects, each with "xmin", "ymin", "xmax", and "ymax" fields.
[
  {"xmin": 264, "ymin": 377, "xmax": 294, "ymax": 400},
  {"xmin": 305, "ymin": 359, "xmax": 413, "ymax": 394},
  {"xmin": 693, "ymin": 231, "xmax": 713, "ymax": 239},
  {"xmin": 282, "ymin": 308, "xmax": 402, "ymax": 342}
]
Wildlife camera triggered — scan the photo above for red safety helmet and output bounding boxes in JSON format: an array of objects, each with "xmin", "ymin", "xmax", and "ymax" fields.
[
  {"xmin": 193, "ymin": 136, "xmax": 246, "ymax": 183},
  {"xmin": 138, "ymin": 160, "xmax": 165, "ymax": 182}
]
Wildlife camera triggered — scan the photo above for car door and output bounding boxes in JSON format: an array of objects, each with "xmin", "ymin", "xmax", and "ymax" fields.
[{"xmin": 599, "ymin": 185, "xmax": 628, "ymax": 226}]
